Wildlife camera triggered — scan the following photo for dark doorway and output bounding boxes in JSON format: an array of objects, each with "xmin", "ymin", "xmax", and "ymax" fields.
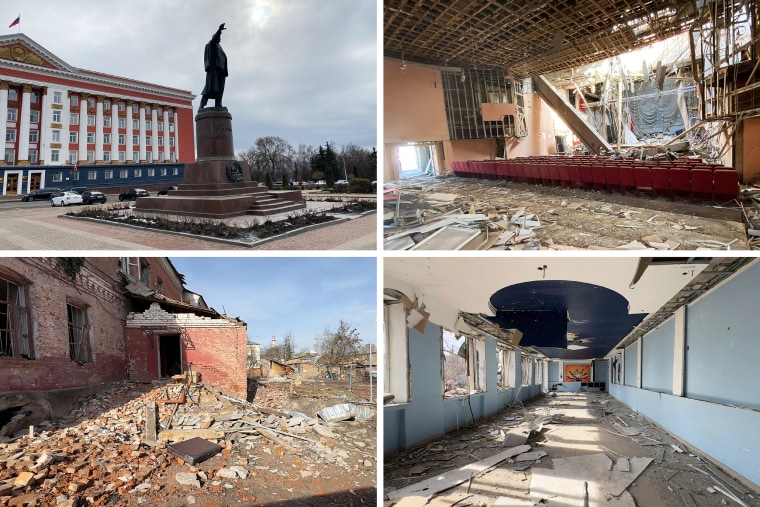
[{"xmin": 159, "ymin": 334, "xmax": 182, "ymax": 378}]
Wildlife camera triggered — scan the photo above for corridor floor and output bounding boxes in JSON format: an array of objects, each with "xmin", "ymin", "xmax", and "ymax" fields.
[{"xmin": 384, "ymin": 392, "xmax": 759, "ymax": 506}]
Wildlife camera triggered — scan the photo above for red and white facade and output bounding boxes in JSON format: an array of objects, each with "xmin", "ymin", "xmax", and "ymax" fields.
[{"xmin": 0, "ymin": 34, "xmax": 195, "ymax": 169}]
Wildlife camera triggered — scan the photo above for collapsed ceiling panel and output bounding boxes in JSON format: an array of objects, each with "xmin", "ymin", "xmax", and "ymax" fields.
[{"xmin": 385, "ymin": 0, "xmax": 702, "ymax": 76}]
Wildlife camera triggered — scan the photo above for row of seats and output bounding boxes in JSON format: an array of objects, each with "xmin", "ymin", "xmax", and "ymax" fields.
[{"xmin": 451, "ymin": 156, "xmax": 739, "ymax": 203}]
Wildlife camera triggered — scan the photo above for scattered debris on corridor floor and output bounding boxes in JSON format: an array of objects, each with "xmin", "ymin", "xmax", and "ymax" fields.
[
  {"xmin": 0, "ymin": 379, "xmax": 376, "ymax": 506},
  {"xmin": 384, "ymin": 176, "xmax": 750, "ymax": 250},
  {"xmin": 384, "ymin": 392, "xmax": 758, "ymax": 506}
]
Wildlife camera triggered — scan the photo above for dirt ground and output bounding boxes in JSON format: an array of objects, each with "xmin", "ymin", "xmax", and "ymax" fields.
[
  {"xmin": 383, "ymin": 392, "xmax": 759, "ymax": 506},
  {"xmin": 0, "ymin": 380, "xmax": 376, "ymax": 507},
  {"xmin": 384, "ymin": 175, "xmax": 751, "ymax": 250}
]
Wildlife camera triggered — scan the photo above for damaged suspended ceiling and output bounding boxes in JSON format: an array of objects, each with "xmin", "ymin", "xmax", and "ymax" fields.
[{"xmin": 385, "ymin": 257, "xmax": 721, "ymax": 360}]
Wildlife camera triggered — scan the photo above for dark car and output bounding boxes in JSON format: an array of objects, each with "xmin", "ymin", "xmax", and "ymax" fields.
[
  {"xmin": 66, "ymin": 186, "xmax": 88, "ymax": 194},
  {"xmin": 158, "ymin": 186, "xmax": 178, "ymax": 196},
  {"xmin": 80, "ymin": 190, "xmax": 107, "ymax": 205},
  {"xmin": 21, "ymin": 187, "xmax": 63, "ymax": 201},
  {"xmin": 118, "ymin": 188, "xmax": 150, "ymax": 201}
]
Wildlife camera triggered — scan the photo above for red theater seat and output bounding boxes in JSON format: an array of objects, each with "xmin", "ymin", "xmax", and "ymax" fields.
[
  {"xmin": 650, "ymin": 167, "xmax": 670, "ymax": 199},
  {"xmin": 605, "ymin": 165, "xmax": 620, "ymax": 194},
  {"xmin": 713, "ymin": 170, "xmax": 738, "ymax": 202},
  {"xmin": 618, "ymin": 166, "xmax": 635, "ymax": 195},
  {"xmin": 690, "ymin": 169, "xmax": 713, "ymax": 201},
  {"xmin": 579, "ymin": 164, "xmax": 594, "ymax": 190},
  {"xmin": 591, "ymin": 165, "xmax": 606, "ymax": 192},
  {"xmin": 669, "ymin": 168, "xmax": 691, "ymax": 199}
]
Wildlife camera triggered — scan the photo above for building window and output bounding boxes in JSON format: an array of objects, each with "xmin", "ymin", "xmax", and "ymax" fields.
[
  {"xmin": 87, "ymin": 97, "xmax": 95, "ymax": 109},
  {"xmin": 29, "ymin": 130, "xmax": 38, "ymax": 143},
  {"xmin": 86, "ymin": 132, "xmax": 94, "ymax": 144},
  {"xmin": 72, "ymin": 171, "xmax": 79, "ymax": 181},
  {"xmin": 497, "ymin": 346, "xmax": 516, "ymax": 389},
  {"xmin": 118, "ymin": 134, "xmax": 125, "ymax": 145},
  {"xmin": 104, "ymin": 133, "xmax": 111, "ymax": 145},
  {"xmin": 169, "ymin": 137, "xmax": 175, "ymax": 147},
  {"xmin": 384, "ymin": 302, "xmax": 410, "ymax": 403},
  {"xmin": 28, "ymin": 150, "xmax": 38, "ymax": 164},
  {"xmin": 120, "ymin": 169, "xmax": 128, "ymax": 178},
  {"xmin": 169, "ymin": 123, "xmax": 175, "ymax": 132},
  {"xmin": 70, "ymin": 95, "xmax": 78, "ymax": 107},
  {"xmin": 68, "ymin": 151, "xmax": 77, "ymax": 164},
  {"xmin": 134, "ymin": 168, "xmax": 142, "ymax": 177},
  {"xmin": 51, "ymin": 110, "xmax": 60, "ymax": 123},
  {"xmin": 87, "ymin": 115, "xmax": 95, "ymax": 127},
  {"xmin": 158, "ymin": 121, "xmax": 163, "ymax": 131},
  {"xmin": 118, "ymin": 118, "xmax": 125, "ymax": 129},
  {"xmin": 6, "ymin": 129, "xmax": 16, "ymax": 142},
  {"xmin": 133, "ymin": 153, "xmax": 140, "ymax": 164},
  {"xmin": 86, "ymin": 151, "xmax": 94, "ymax": 163},
  {"xmin": 103, "ymin": 152, "xmax": 111, "ymax": 163},
  {"xmin": 87, "ymin": 170, "xmax": 97, "ymax": 180},
  {"xmin": 7, "ymin": 108, "xmax": 17, "ymax": 121},
  {"xmin": 104, "ymin": 117, "xmax": 111, "ymax": 128},
  {"xmin": 156, "ymin": 278, "xmax": 164, "ymax": 295},
  {"xmin": 160, "ymin": 168, "xmax": 167, "ymax": 176},
  {"xmin": 105, "ymin": 170, "xmax": 113, "ymax": 179},
  {"xmin": 146, "ymin": 136, "xmax": 151, "ymax": 146},
  {"xmin": 51, "ymin": 150, "xmax": 59, "ymax": 162},
  {"xmin": 53, "ymin": 172, "xmax": 62, "ymax": 182},
  {"xmin": 521, "ymin": 354, "xmax": 533, "ymax": 386},
  {"xmin": 118, "ymin": 101, "xmax": 125, "ymax": 112},
  {"xmin": 8, "ymin": 89, "xmax": 17, "ymax": 101},
  {"xmin": 31, "ymin": 92, "xmax": 40, "ymax": 104},
  {"xmin": 157, "ymin": 152, "xmax": 164, "ymax": 162},
  {"xmin": 118, "ymin": 152, "xmax": 125, "ymax": 163},
  {"xmin": 158, "ymin": 137, "xmax": 164, "ymax": 147},
  {"xmin": 104, "ymin": 99, "xmax": 111, "ymax": 109},
  {"xmin": 30, "ymin": 110, "xmax": 40, "ymax": 123},
  {"xmin": 53, "ymin": 91, "xmax": 62, "ymax": 104},
  {"xmin": 69, "ymin": 131, "xmax": 78, "ymax": 143},
  {"xmin": 67, "ymin": 303, "xmax": 91, "ymax": 364},
  {"xmin": 52, "ymin": 130, "xmax": 61, "ymax": 143},
  {"xmin": 144, "ymin": 104, "xmax": 151, "ymax": 114},
  {"xmin": 0, "ymin": 277, "xmax": 32, "ymax": 359},
  {"xmin": 146, "ymin": 153, "xmax": 152, "ymax": 163},
  {"xmin": 139, "ymin": 260, "xmax": 150, "ymax": 285},
  {"xmin": 70, "ymin": 113, "xmax": 79, "ymax": 125},
  {"xmin": 147, "ymin": 168, "xmax": 155, "ymax": 177},
  {"xmin": 132, "ymin": 135, "xmax": 138, "ymax": 146},
  {"xmin": 132, "ymin": 103, "xmax": 138, "ymax": 114},
  {"xmin": 146, "ymin": 121, "xmax": 151, "ymax": 131},
  {"xmin": 171, "ymin": 165, "xmax": 178, "ymax": 174},
  {"xmin": 4, "ymin": 150, "xmax": 14, "ymax": 164},
  {"xmin": 132, "ymin": 119, "xmax": 139, "ymax": 130}
]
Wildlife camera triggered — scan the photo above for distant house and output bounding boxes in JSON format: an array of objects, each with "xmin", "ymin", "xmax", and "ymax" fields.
[{"xmin": 286, "ymin": 351, "xmax": 325, "ymax": 379}]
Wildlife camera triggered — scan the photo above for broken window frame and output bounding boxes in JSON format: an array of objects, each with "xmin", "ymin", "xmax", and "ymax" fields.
[
  {"xmin": 384, "ymin": 301, "xmax": 410, "ymax": 404},
  {"xmin": 0, "ymin": 276, "xmax": 32, "ymax": 360},
  {"xmin": 442, "ymin": 332, "xmax": 485, "ymax": 398},
  {"xmin": 139, "ymin": 260, "xmax": 150, "ymax": 285},
  {"xmin": 535, "ymin": 357, "xmax": 544, "ymax": 386},
  {"xmin": 496, "ymin": 344, "xmax": 516, "ymax": 389},
  {"xmin": 521, "ymin": 353, "xmax": 533, "ymax": 386},
  {"xmin": 67, "ymin": 302, "xmax": 92, "ymax": 364}
]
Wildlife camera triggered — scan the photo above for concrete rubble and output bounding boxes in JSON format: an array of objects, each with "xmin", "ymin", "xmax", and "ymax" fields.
[
  {"xmin": 0, "ymin": 379, "xmax": 376, "ymax": 506},
  {"xmin": 384, "ymin": 175, "xmax": 749, "ymax": 250},
  {"xmin": 384, "ymin": 392, "xmax": 758, "ymax": 507}
]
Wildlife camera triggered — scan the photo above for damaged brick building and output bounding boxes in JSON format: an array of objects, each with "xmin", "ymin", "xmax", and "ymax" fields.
[{"xmin": 0, "ymin": 257, "xmax": 247, "ymax": 439}]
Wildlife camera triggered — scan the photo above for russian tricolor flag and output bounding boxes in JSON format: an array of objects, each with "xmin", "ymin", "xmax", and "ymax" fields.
[{"xmin": 9, "ymin": 15, "xmax": 19, "ymax": 28}]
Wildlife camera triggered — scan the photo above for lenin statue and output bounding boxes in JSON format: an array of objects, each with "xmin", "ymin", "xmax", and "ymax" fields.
[{"xmin": 200, "ymin": 23, "xmax": 228, "ymax": 110}]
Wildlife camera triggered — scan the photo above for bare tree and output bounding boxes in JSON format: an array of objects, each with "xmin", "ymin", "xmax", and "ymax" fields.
[
  {"xmin": 282, "ymin": 330, "xmax": 295, "ymax": 361},
  {"xmin": 294, "ymin": 144, "xmax": 316, "ymax": 184},
  {"xmin": 316, "ymin": 319, "xmax": 362, "ymax": 378},
  {"xmin": 443, "ymin": 333, "xmax": 466, "ymax": 392}
]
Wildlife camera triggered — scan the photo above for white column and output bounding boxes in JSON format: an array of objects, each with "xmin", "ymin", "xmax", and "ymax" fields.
[
  {"xmin": 151, "ymin": 107, "xmax": 158, "ymax": 162},
  {"xmin": 78, "ymin": 93, "xmax": 88, "ymax": 162},
  {"xmin": 36, "ymin": 87, "xmax": 48, "ymax": 165},
  {"xmin": 126, "ymin": 100, "xmax": 133, "ymax": 163},
  {"xmin": 139, "ymin": 102, "xmax": 147, "ymax": 163},
  {"xmin": 59, "ymin": 87, "xmax": 70, "ymax": 165},
  {"xmin": 0, "ymin": 83, "xmax": 9, "ymax": 165},
  {"xmin": 95, "ymin": 95, "xmax": 104, "ymax": 163},
  {"xmin": 172, "ymin": 110, "xmax": 179, "ymax": 162},
  {"xmin": 18, "ymin": 84, "xmax": 31, "ymax": 164},
  {"xmin": 110, "ymin": 100, "xmax": 118, "ymax": 163},
  {"xmin": 636, "ymin": 338, "xmax": 643, "ymax": 389},
  {"xmin": 672, "ymin": 307, "xmax": 686, "ymax": 397},
  {"xmin": 163, "ymin": 109, "xmax": 170, "ymax": 162}
]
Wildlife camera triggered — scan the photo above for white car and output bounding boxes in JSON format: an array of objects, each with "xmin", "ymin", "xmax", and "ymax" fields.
[{"xmin": 51, "ymin": 191, "xmax": 83, "ymax": 207}]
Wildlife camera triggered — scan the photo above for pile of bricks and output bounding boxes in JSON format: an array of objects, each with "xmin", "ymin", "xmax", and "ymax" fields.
[{"xmin": 0, "ymin": 380, "xmax": 376, "ymax": 506}]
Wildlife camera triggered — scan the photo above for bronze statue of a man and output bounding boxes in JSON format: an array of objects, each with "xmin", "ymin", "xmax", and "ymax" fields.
[{"xmin": 200, "ymin": 23, "xmax": 228, "ymax": 110}]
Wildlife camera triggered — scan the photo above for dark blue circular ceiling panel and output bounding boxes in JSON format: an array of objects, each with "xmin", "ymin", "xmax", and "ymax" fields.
[{"xmin": 487, "ymin": 280, "xmax": 646, "ymax": 359}]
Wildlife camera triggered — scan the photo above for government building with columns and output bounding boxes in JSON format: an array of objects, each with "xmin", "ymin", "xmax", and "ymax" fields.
[{"xmin": 0, "ymin": 34, "xmax": 195, "ymax": 196}]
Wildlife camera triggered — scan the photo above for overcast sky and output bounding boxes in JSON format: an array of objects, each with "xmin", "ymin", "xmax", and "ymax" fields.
[
  {"xmin": 170, "ymin": 257, "xmax": 377, "ymax": 353},
  {"xmin": 8, "ymin": 0, "xmax": 377, "ymax": 151}
]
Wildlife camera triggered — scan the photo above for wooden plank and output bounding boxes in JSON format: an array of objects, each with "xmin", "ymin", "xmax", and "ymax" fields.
[
  {"xmin": 144, "ymin": 400, "xmax": 158, "ymax": 446},
  {"xmin": 387, "ymin": 445, "xmax": 531, "ymax": 501},
  {"xmin": 158, "ymin": 429, "xmax": 225, "ymax": 442}
]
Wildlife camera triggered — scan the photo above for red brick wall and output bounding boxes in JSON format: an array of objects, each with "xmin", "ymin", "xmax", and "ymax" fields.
[{"xmin": 184, "ymin": 326, "xmax": 247, "ymax": 399}]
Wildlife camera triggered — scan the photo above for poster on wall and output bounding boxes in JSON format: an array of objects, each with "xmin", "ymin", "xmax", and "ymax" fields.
[{"xmin": 565, "ymin": 364, "xmax": 590, "ymax": 382}]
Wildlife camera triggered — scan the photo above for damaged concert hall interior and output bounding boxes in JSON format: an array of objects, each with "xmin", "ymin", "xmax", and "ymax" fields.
[
  {"xmin": 384, "ymin": 0, "xmax": 760, "ymax": 250},
  {"xmin": 383, "ymin": 256, "xmax": 760, "ymax": 506}
]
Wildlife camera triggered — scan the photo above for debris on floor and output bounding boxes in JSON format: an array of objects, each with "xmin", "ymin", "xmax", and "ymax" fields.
[
  {"xmin": 384, "ymin": 392, "xmax": 757, "ymax": 507},
  {"xmin": 384, "ymin": 175, "xmax": 749, "ymax": 250},
  {"xmin": 0, "ymin": 379, "xmax": 376, "ymax": 506}
]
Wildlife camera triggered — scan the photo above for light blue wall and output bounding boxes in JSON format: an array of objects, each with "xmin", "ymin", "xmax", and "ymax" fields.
[
  {"xmin": 384, "ymin": 323, "xmax": 543, "ymax": 454},
  {"xmin": 624, "ymin": 341, "xmax": 638, "ymax": 387},
  {"xmin": 593, "ymin": 359, "xmax": 608, "ymax": 383},
  {"xmin": 548, "ymin": 361, "xmax": 560, "ymax": 381},
  {"xmin": 685, "ymin": 263, "xmax": 760, "ymax": 409},
  {"xmin": 641, "ymin": 318, "xmax": 674, "ymax": 394}
]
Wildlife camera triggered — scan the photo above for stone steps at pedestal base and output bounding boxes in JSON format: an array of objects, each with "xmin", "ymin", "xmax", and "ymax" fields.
[{"xmin": 247, "ymin": 195, "xmax": 306, "ymax": 216}]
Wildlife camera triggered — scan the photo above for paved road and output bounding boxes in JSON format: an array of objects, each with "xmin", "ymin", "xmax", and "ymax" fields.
[{"xmin": 0, "ymin": 202, "xmax": 377, "ymax": 251}]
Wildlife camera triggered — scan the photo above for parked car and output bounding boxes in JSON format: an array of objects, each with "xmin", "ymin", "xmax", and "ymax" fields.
[
  {"xmin": 334, "ymin": 179, "xmax": 349, "ymax": 185},
  {"xmin": 66, "ymin": 186, "xmax": 87, "ymax": 194},
  {"xmin": 158, "ymin": 186, "xmax": 178, "ymax": 196},
  {"xmin": 51, "ymin": 191, "xmax": 83, "ymax": 207},
  {"xmin": 118, "ymin": 188, "xmax": 150, "ymax": 201},
  {"xmin": 80, "ymin": 190, "xmax": 107, "ymax": 205},
  {"xmin": 21, "ymin": 187, "xmax": 62, "ymax": 201}
]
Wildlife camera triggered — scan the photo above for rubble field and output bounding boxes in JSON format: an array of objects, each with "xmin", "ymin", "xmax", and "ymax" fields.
[
  {"xmin": 384, "ymin": 392, "xmax": 758, "ymax": 507},
  {"xmin": 0, "ymin": 379, "xmax": 376, "ymax": 507},
  {"xmin": 384, "ymin": 175, "xmax": 751, "ymax": 250}
]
